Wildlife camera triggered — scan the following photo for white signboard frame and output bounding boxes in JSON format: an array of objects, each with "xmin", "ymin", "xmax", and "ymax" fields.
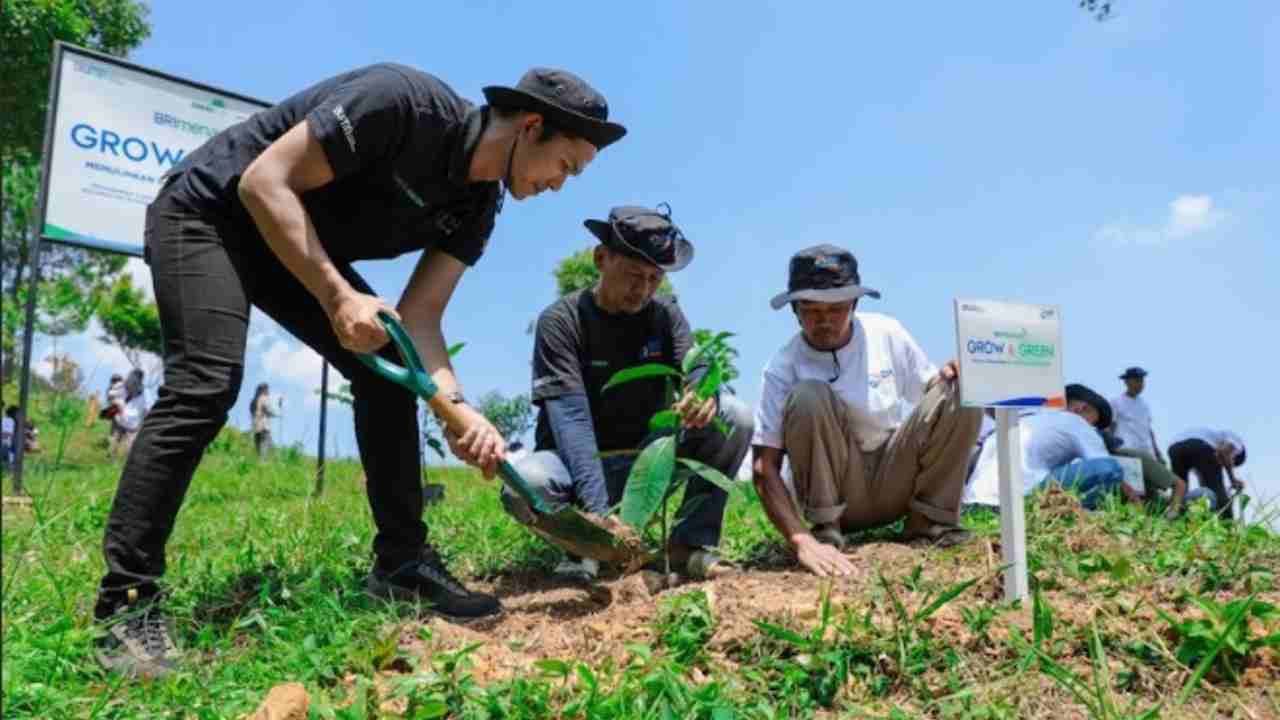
[
  {"xmin": 954, "ymin": 299, "xmax": 1065, "ymax": 601},
  {"xmin": 37, "ymin": 42, "xmax": 269, "ymax": 257}
]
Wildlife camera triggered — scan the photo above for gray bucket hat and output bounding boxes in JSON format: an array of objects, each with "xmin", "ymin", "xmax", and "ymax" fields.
[
  {"xmin": 770, "ymin": 244, "xmax": 881, "ymax": 310},
  {"xmin": 584, "ymin": 204, "xmax": 693, "ymax": 272}
]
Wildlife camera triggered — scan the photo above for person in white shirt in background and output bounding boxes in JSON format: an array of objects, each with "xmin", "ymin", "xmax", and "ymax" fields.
[
  {"xmin": 1168, "ymin": 428, "xmax": 1246, "ymax": 519},
  {"xmin": 1, "ymin": 406, "xmax": 15, "ymax": 468},
  {"xmin": 751, "ymin": 245, "xmax": 983, "ymax": 578},
  {"xmin": 111, "ymin": 370, "xmax": 148, "ymax": 459},
  {"xmin": 1106, "ymin": 367, "xmax": 1188, "ymax": 517},
  {"xmin": 1109, "ymin": 366, "xmax": 1166, "ymax": 464},
  {"xmin": 963, "ymin": 383, "xmax": 1145, "ymax": 511}
]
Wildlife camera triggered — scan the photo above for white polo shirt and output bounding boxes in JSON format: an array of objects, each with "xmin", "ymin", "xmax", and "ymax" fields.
[
  {"xmin": 116, "ymin": 393, "xmax": 149, "ymax": 433},
  {"xmin": 752, "ymin": 312, "xmax": 937, "ymax": 450},
  {"xmin": 1172, "ymin": 427, "xmax": 1245, "ymax": 461},
  {"xmin": 963, "ymin": 410, "xmax": 1111, "ymax": 506},
  {"xmin": 1109, "ymin": 392, "xmax": 1155, "ymax": 455}
]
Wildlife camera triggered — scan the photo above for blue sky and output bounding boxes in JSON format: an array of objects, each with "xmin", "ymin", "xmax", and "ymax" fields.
[{"xmin": 34, "ymin": 1, "xmax": 1279, "ymax": 518}]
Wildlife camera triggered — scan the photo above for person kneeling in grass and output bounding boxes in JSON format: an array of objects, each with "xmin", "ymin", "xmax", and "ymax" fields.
[
  {"xmin": 963, "ymin": 383, "xmax": 1148, "ymax": 512},
  {"xmin": 751, "ymin": 245, "xmax": 983, "ymax": 578},
  {"xmin": 502, "ymin": 205, "xmax": 753, "ymax": 581}
]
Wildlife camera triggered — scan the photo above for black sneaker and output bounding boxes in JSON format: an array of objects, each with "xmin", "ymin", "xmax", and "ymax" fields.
[
  {"xmin": 365, "ymin": 548, "xmax": 501, "ymax": 621},
  {"xmin": 94, "ymin": 592, "xmax": 180, "ymax": 678}
]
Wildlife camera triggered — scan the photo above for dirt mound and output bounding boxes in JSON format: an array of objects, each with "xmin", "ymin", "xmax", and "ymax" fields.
[{"xmin": 408, "ymin": 540, "xmax": 933, "ymax": 684}]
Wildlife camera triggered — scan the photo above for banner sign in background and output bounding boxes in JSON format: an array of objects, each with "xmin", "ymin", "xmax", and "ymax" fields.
[
  {"xmin": 40, "ymin": 43, "xmax": 269, "ymax": 256},
  {"xmin": 954, "ymin": 298, "xmax": 1065, "ymax": 409}
]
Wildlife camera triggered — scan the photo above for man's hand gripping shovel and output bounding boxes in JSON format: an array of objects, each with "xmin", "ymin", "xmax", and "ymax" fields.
[{"xmin": 357, "ymin": 313, "xmax": 650, "ymax": 571}]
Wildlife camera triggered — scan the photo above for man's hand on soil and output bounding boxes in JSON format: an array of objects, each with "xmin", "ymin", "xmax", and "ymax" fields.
[
  {"xmin": 674, "ymin": 391, "xmax": 716, "ymax": 430},
  {"xmin": 794, "ymin": 536, "xmax": 855, "ymax": 577}
]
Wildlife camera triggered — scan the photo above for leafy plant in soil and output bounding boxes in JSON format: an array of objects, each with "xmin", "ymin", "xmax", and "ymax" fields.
[{"xmin": 603, "ymin": 330, "xmax": 739, "ymax": 580}]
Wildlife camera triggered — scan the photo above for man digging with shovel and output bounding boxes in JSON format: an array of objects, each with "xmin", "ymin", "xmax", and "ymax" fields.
[
  {"xmin": 92, "ymin": 64, "xmax": 626, "ymax": 678},
  {"xmin": 503, "ymin": 205, "xmax": 754, "ymax": 581}
]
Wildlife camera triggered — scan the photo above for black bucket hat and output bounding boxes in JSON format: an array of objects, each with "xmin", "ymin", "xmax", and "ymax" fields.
[
  {"xmin": 770, "ymin": 245, "xmax": 881, "ymax": 310},
  {"xmin": 1119, "ymin": 366, "xmax": 1148, "ymax": 380},
  {"xmin": 1065, "ymin": 383, "xmax": 1113, "ymax": 429},
  {"xmin": 584, "ymin": 204, "xmax": 693, "ymax": 272},
  {"xmin": 483, "ymin": 68, "xmax": 626, "ymax": 150}
]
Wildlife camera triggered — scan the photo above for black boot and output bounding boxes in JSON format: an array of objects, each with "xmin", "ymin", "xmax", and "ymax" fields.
[{"xmin": 365, "ymin": 547, "xmax": 501, "ymax": 621}]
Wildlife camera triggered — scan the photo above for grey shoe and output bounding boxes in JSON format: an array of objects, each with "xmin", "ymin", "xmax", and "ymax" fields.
[
  {"xmin": 812, "ymin": 524, "xmax": 847, "ymax": 550},
  {"xmin": 94, "ymin": 594, "xmax": 180, "ymax": 678}
]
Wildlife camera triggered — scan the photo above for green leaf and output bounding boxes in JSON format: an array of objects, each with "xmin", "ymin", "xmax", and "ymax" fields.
[
  {"xmin": 675, "ymin": 458, "xmax": 737, "ymax": 494},
  {"xmin": 416, "ymin": 700, "xmax": 449, "ymax": 719},
  {"xmin": 753, "ymin": 620, "xmax": 808, "ymax": 647},
  {"xmin": 619, "ymin": 436, "xmax": 677, "ymax": 528},
  {"xmin": 603, "ymin": 363, "xmax": 683, "ymax": 393},
  {"xmin": 681, "ymin": 342, "xmax": 712, "ymax": 375},
  {"xmin": 648, "ymin": 410, "xmax": 680, "ymax": 433},
  {"xmin": 695, "ymin": 362, "xmax": 724, "ymax": 400},
  {"xmin": 534, "ymin": 659, "xmax": 570, "ymax": 677},
  {"xmin": 1177, "ymin": 594, "xmax": 1258, "ymax": 704},
  {"xmin": 446, "ymin": 342, "xmax": 465, "ymax": 357},
  {"xmin": 913, "ymin": 577, "xmax": 979, "ymax": 623}
]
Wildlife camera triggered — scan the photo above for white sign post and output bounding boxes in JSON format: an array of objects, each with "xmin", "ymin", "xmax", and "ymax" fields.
[{"xmin": 955, "ymin": 299, "xmax": 1065, "ymax": 601}]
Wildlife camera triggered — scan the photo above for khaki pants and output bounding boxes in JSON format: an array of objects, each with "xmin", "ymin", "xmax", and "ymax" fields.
[{"xmin": 782, "ymin": 379, "xmax": 981, "ymax": 530}]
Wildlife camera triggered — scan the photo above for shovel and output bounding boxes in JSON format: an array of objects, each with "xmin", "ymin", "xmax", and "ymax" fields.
[{"xmin": 357, "ymin": 312, "xmax": 650, "ymax": 569}]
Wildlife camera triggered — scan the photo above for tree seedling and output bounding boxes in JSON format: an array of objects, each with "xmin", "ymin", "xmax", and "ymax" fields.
[{"xmin": 603, "ymin": 331, "xmax": 739, "ymax": 585}]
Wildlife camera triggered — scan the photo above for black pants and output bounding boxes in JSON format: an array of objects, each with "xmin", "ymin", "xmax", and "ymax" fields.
[
  {"xmin": 96, "ymin": 184, "xmax": 425, "ymax": 616},
  {"xmin": 1168, "ymin": 438, "xmax": 1231, "ymax": 519}
]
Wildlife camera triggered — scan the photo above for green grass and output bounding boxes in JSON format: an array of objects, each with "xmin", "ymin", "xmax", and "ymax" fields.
[{"xmin": 2, "ymin": 384, "xmax": 1278, "ymax": 718}]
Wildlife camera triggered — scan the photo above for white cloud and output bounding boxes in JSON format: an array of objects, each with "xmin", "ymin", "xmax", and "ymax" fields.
[
  {"xmin": 258, "ymin": 338, "xmax": 348, "ymax": 408},
  {"xmin": 260, "ymin": 339, "xmax": 325, "ymax": 386},
  {"xmin": 1095, "ymin": 193, "xmax": 1226, "ymax": 246}
]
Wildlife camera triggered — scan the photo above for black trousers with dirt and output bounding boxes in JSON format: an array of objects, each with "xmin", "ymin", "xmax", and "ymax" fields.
[
  {"xmin": 1168, "ymin": 438, "xmax": 1234, "ymax": 519},
  {"xmin": 95, "ymin": 181, "xmax": 428, "ymax": 618}
]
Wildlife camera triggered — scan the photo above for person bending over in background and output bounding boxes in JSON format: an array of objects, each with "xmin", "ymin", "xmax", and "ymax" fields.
[{"xmin": 1168, "ymin": 428, "xmax": 1246, "ymax": 519}]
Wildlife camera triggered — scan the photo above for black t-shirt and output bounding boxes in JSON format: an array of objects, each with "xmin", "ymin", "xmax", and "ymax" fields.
[
  {"xmin": 164, "ymin": 63, "xmax": 500, "ymax": 266},
  {"xmin": 532, "ymin": 290, "xmax": 693, "ymax": 453}
]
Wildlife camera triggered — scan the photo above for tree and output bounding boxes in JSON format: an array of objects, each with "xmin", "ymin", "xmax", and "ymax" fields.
[
  {"xmin": 0, "ymin": 0, "xmax": 152, "ymax": 159},
  {"xmin": 96, "ymin": 274, "xmax": 162, "ymax": 370},
  {"xmin": 0, "ymin": 1, "xmax": 151, "ymax": 380},
  {"xmin": 552, "ymin": 247, "xmax": 674, "ymax": 298},
  {"xmin": 476, "ymin": 391, "xmax": 534, "ymax": 445}
]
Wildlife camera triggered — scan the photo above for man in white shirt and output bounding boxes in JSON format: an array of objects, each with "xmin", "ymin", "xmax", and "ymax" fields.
[
  {"xmin": 1168, "ymin": 428, "xmax": 1246, "ymax": 519},
  {"xmin": 751, "ymin": 245, "xmax": 982, "ymax": 577},
  {"xmin": 963, "ymin": 384, "xmax": 1143, "ymax": 510},
  {"xmin": 1109, "ymin": 367, "xmax": 1166, "ymax": 464},
  {"xmin": 1, "ymin": 406, "xmax": 15, "ymax": 468}
]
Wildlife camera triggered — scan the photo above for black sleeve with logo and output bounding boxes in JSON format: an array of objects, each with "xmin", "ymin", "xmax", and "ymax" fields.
[
  {"xmin": 531, "ymin": 295, "xmax": 586, "ymax": 403},
  {"xmin": 305, "ymin": 67, "xmax": 415, "ymax": 181},
  {"xmin": 532, "ymin": 291, "xmax": 685, "ymax": 453}
]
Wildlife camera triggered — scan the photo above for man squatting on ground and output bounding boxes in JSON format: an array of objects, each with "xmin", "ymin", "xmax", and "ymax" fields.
[
  {"xmin": 92, "ymin": 63, "xmax": 626, "ymax": 677},
  {"xmin": 503, "ymin": 205, "xmax": 754, "ymax": 580},
  {"xmin": 1167, "ymin": 427, "xmax": 1247, "ymax": 519},
  {"xmin": 751, "ymin": 246, "xmax": 983, "ymax": 578}
]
